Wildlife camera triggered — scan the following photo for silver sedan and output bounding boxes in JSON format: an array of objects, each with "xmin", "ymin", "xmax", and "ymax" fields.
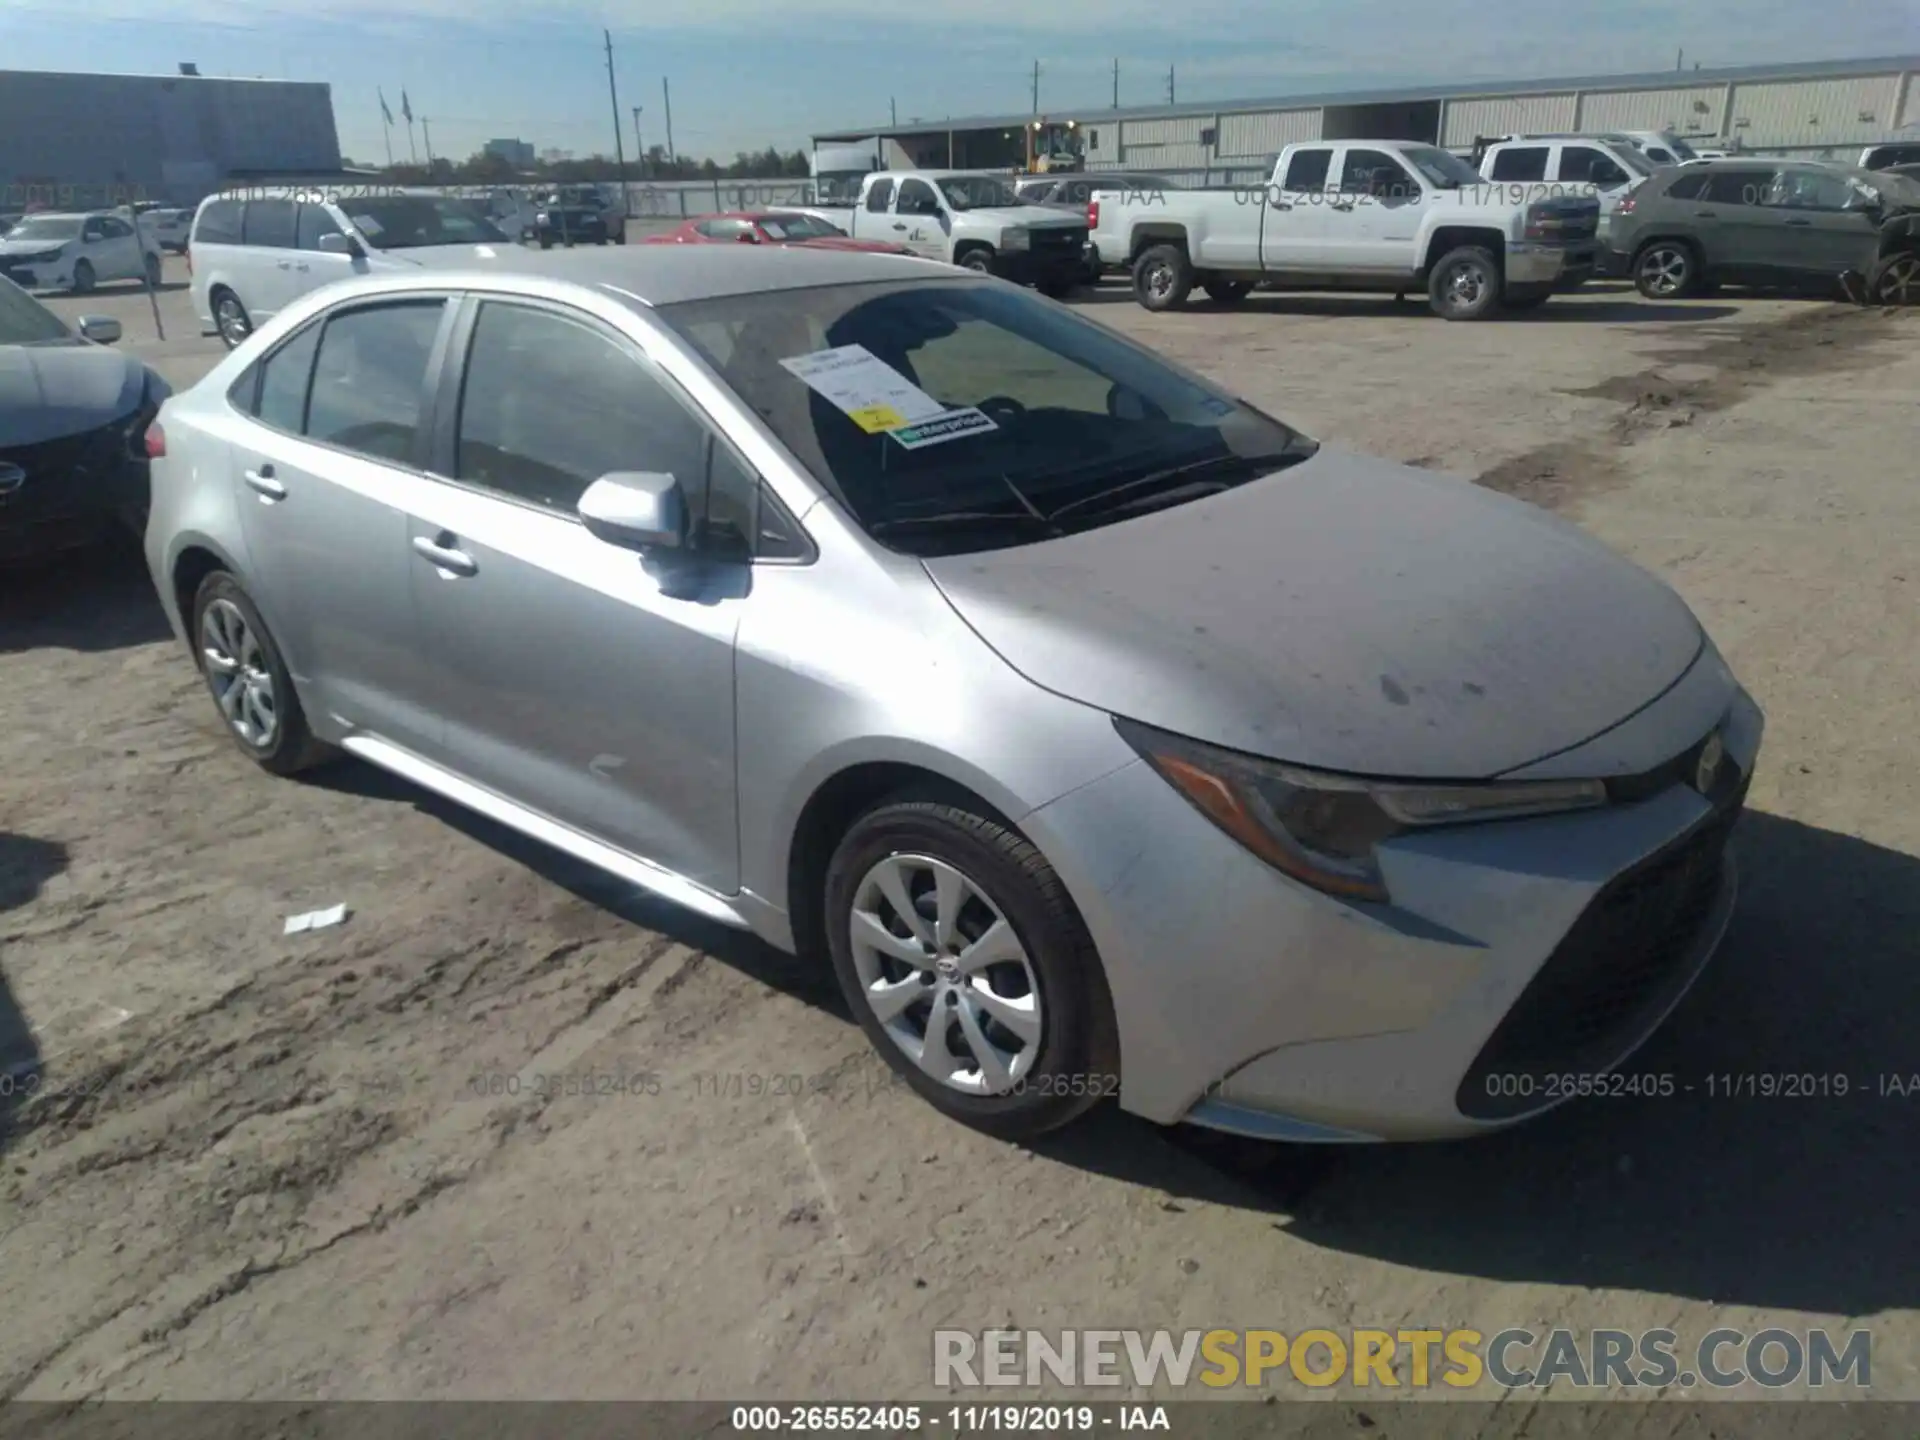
[{"xmin": 142, "ymin": 246, "xmax": 1761, "ymax": 1141}]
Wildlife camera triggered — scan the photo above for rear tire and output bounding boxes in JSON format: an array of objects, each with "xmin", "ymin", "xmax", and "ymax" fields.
[
  {"xmin": 1633, "ymin": 239, "xmax": 1701, "ymax": 299},
  {"xmin": 1868, "ymin": 249, "xmax": 1920, "ymax": 305},
  {"xmin": 1427, "ymin": 245, "xmax": 1502, "ymax": 319},
  {"xmin": 1133, "ymin": 243, "xmax": 1193, "ymax": 311},
  {"xmin": 824, "ymin": 795, "xmax": 1119, "ymax": 1140},
  {"xmin": 189, "ymin": 573, "xmax": 332, "ymax": 777},
  {"xmin": 212, "ymin": 288, "xmax": 252, "ymax": 349}
]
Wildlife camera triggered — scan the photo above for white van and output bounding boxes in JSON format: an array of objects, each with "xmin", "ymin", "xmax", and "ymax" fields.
[{"xmin": 187, "ymin": 188, "xmax": 512, "ymax": 348}]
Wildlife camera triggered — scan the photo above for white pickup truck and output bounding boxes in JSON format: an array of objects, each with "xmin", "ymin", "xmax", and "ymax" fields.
[
  {"xmin": 800, "ymin": 170, "xmax": 1091, "ymax": 294},
  {"xmin": 1089, "ymin": 139, "xmax": 1600, "ymax": 318}
]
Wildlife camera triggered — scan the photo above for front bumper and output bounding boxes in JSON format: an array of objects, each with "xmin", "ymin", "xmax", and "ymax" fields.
[
  {"xmin": 0, "ymin": 421, "xmax": 151, "ymax": 563},
  {"xmin": 997, "ymin": 245, "xmax": 1088, "ymax": 286},
  {"xmin": 1505, "ymin": 241, "xmax": 1574, "ymax": 286},
  {"xmin": 1021, "ymin": 681, "xmax": 1763, "ymax": 1142},
  {"xmin": 0, "ymin": 259, "xmax": 72, "ymax": 291}
]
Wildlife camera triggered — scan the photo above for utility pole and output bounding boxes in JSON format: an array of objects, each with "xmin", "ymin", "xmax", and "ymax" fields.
[
  {"xmin": 1031, "ymin": 59, "xmax": 1041, "ymax": 113},
  {"xmin": 603, "ymin": 30, "xmax": 628, "ymax": 186},
  {"xmin": 422, "ymin": 117, "xmax": 434, "ymax": 169},
  {"xmin": 1675, "ymin": 47, "xmax": 1684, "ymax": 71},
  {"xmin": 1112, "ymin": 58, "xmax": 1119, "ymax": 109},
  {"xmin": 632, "ymin": 105, "xmax": 644, "ymax": 178},
  {"xmin": 1166, "ymin": 65, "xmax": 1176, "ymax": 104},
  {"xmin": 662, "ymin": 77, "xmax": 676, "ymax": 170},
  {"xmin": 890, "ymin": 96, "xmax": 897, "ymax": 126}
]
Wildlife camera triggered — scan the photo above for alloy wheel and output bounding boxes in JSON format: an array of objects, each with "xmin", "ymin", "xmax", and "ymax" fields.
[
  {"xmin": 1873, "ymin": 253, "xmax": 1920, "ymax": 305},
  {"xmin": 200, "ymin": 598, "xmax": 279, "ymax": 747},
  {"xmin": 1639, "ymin": 246, "xmax": 1689, "ymax": 296},
  {"xmin": 1443, "ymin": 257, "xmax": 1490, "ymax": 312},
  {"xmin": 1144, "ymin": 260, "xmax": 1175, "ymax": 300},
  {"xmin": 215, "ymin": 295, "xmax": 250, "ymax": 348},
  {"xmin": 847, "ymin": 853, "xmax": 1042, "ymax": 1095}
]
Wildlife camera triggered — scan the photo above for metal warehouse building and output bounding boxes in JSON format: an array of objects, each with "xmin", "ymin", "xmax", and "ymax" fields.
[
  {"xmin": 0, "ymin": 69, "xmax": 341, "ymax": 211},
  {"xmin": 816, "ymin": 54, "xmax": 1920, "ymax": 181}
]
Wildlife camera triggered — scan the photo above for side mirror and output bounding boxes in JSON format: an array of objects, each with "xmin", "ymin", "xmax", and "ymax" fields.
[
  {"xmin": 78, "ymin": 315, "xmax": 121, "ymax": 345},
  {"xmin": 578, "ymin": 472, "xmax": 685, "ymax": 552},
  {"xmin": 318, "ymin": 231, "xmax": 364, "ymax": 258}
]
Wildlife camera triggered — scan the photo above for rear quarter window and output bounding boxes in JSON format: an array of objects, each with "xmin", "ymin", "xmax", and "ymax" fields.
[{"xmin": 194, "ymin": 199, "xmax": 243, "ymax": 244}]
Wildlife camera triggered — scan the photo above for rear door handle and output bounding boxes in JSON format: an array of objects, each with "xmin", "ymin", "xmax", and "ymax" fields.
[
  {"xmin": 1694, "ymin": 210, "xmax": 1719, "ymax": 218},
  {"xmin": 1270, "ymin": 201, "xmax": 1293, "ymax": 210},
  {"xmin": 1785, "ymin": 218, "xmax": 1811, "ymax": 226},
  {"xmin": 276, "ymin": 260, "xmax": 292, "ymax": 270},
  {"xmin": 243, "ymin": 465, "xmax": 286, "ymax": 501},
  {"xmin": 1330, "ymin": 201, "xmax": 1355, "ymax": 211},
  {"xmin": 412, "ymin": 533, "xmax": 478, "ymax": 577},
  {"xmin": 893, "ymin": 222, "xmax": 908, "ymax": 230}
]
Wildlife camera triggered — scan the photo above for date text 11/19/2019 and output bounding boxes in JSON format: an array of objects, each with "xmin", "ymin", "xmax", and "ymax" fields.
[
  {"xmin": 1479, "ymin": 1071, "xmax": 1920, "ymax": 1102},
  {"xmin": 730, "ymin": 1405, "xmax": 1170, "ymax": 1432}
]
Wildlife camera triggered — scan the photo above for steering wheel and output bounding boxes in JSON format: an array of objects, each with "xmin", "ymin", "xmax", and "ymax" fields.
[{"xmin": 975, "ymin": 395, "xmax": 1028, "ymax": 425}]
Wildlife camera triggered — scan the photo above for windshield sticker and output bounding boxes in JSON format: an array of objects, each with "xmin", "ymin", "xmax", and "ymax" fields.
[
  {"xmin": 779, "ymin": 344, "xmax": 948, "ymax": 434},
  {"xmin": 348, "ymin": 214, "xmax": 383, "ymax": 237},
  {"xmin": 885, "ymin": 407, "xmax": 999, "ymax": 450}
]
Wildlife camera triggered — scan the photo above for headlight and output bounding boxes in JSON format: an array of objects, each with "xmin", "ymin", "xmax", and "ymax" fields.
[
  {"xmin": 1001, "ymin": 228, "xmax": 1031, "ymax": 251},
  {"xmin": 1115, "ymin": 717, "xmax": 1606, "ymax": 903}
]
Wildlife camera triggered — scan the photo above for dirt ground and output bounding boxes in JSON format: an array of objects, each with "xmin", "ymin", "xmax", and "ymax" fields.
[{"xmin": 3, "ymin": 260, "xmax": 1917, "ymax": 1404}]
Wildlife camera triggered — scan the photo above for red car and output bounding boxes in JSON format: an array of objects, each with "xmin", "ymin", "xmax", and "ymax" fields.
[{"xmin": 642, "ymin": 211, "xmax": 910, "ymax": 254}]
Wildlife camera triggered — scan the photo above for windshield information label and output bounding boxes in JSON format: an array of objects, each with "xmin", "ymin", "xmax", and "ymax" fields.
[{"xmin": 780, "ymin": 344, "xmax": 947, "ymax": 434}]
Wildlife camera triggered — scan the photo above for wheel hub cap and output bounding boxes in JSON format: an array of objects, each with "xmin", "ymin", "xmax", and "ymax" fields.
[{"xmin": 848, "ymin": 853, "xmax": 1042, "ymax": 1096}]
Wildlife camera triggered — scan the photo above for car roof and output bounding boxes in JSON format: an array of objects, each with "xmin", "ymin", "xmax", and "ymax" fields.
[{"xmin": 298, "ymin": 243, "xmax": 955, "ymax": 307}]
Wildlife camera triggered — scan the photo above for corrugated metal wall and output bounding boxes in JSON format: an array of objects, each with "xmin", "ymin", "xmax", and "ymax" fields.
[
  {"xmin": 1575, "ymin": 85, "xmax": 1727, "ymax": 136},
  {"xmin": 1081, "ymin": 123, "xmax": 1114, "ymax": 159},
  {"xmin": 1217, "ymin": 108, "xmax": 1322, "ymax": 157},
  {"xmin": 1121, "ymin": 116, "xmax": 1212, "ymax": 147},
  {"xmin": 1117, "ymin": 141, "xmax": 1216, "ymax": 169},
  {"xmin": 1725, "ymin": 76, "xmax": 1905, "ymax": 147},
  {"xmin": 1900, "ymin": 73, "xmax": 1920, "ymax": 127},
  {"xmin": 0, "ymin": 71, "xmax": 339, "ymax": 205},
  {"xmin": 1442, "ymin": 93, "xmax": 1577, "ymax": 146}
]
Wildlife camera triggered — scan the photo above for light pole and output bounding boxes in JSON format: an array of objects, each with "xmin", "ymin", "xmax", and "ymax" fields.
[{"xmin": 632, "ymin": 105, "xmax": 644, "ymax": 178}]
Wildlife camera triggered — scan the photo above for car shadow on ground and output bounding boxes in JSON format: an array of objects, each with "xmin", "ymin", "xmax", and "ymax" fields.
[
  {"xmin": 307, "ymin": 740, "xmax": 1920, "ymax": 1316},
  {"xmin": 1068, "ymin": 287, "xmax": 1742, "ymax": 323},
  {"xmin": 0, "ymin": 832, "xmax": 71, "ymax": 1152},
  {"xmin": 1037, "ymin": 807, "xmax": 1920, "ymax": 1317},
  {"xmin": 0, "ymin": 536, "xmax": 172, "ymax": 655}
]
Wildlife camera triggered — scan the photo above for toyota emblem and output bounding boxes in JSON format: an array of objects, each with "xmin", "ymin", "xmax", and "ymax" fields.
[
  {"xmin": 1695, "ymin": 731, "xmax": 1725, "ymax": 794},
  {"xmin": 0, "ymin": 462, "xmax": 24, "ymax": 498}
]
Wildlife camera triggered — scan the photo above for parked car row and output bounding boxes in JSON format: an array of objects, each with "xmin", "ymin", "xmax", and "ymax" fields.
[
  {"xmin": 0, "ymin": 210, "xmax": 164, "ymax": 294},
  {"xmin": 134, "ymin": 243, "xmax": 1764, "ymax": 1145}
]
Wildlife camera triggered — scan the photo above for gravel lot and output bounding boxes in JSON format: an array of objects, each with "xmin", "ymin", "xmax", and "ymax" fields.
[{"xmin": 3, "ymin": 258, "xmax": 1917, "ymax": 1404}]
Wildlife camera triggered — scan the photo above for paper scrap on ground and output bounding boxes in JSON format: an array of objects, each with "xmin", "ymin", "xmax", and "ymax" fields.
[
  {"xmin": 779, "ymin": 344, "xmax": 948, "ymax": 434},
  {"xmin": 284, "ymin": 903, "xmax": 350, "ymax": 935}
]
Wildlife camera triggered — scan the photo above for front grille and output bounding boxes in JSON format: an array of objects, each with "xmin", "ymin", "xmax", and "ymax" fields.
[
  {"xmin": 0, "ymin": 417, "xmax": 143, "ymax": 527},
  {"xmin": 1033, "ymin": 227, "xmax": 1087, "ymax": 250},
  {"xmin": 1457, "ymin": 779, "xmax": 1747, "ymax": 1121}
]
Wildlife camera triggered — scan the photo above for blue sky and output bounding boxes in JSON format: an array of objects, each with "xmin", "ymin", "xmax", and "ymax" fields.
[{"xmin": 6, "ymin": 0, "xmax": 1915, "ymax": 166}]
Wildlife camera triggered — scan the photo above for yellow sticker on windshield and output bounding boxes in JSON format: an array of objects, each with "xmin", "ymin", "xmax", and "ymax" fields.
[{"xmin": 846, "ymin": 404, "xmax": 908, "ymax": 433}]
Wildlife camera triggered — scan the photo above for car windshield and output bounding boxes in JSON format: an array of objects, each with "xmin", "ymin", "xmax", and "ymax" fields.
[
  {"xmin": 0, "ymin": 276, "xmax": 73, "ymax": 345},
  {"xmin": 1665, "ymin": 135, "xmax": 1699, "ymax": 161},
  {"xmin": 939, "ymin": 177, "xmax": 1020, "ymax": 210},
  {"xmin": 661, "ymin": 278, "xmax": 1309, "ymax": 557},
  {"xmin": 1400, "ymin": 147, "xmax": 1482, "ymax": 189},
  {"xmin": 343, "ymin": 198, "xmax": 507, "ymax": 249},
  {"xmin": 1871, "ymin": 170, "xmax": 1920, "ymax": 206},
  {"xmin": 758, "ymin": 213, "xmax": 843, "ymax": 240},
  {"xmin": 6, "ymin": 216, "xmax": 83, "ymax": 242}
]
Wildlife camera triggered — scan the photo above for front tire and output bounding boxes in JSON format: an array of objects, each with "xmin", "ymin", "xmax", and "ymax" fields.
[
  {"xmin": 956, "ymin": 247, "xmax": 997, "ymax": 275},
  {"xmin": 1133, "ymin": 243, "xmax": 1193, "ymax": 311},
  {"xmin": 71, "ymin": 260, "xmax": 96, "ymax": 295},
  {"xmin": 190, "ymin": 573, "xmax": 331, "ymax": 777},
  {"xmin": 1427, "ymin": 245, "xmax": 1502, "ymax": 319},
  {"xmin": 824, "ymin": 796, "xmax": 1118, "ymax": 1140},
  {"xmin": 1633, "ymin": 239, "xmax": 1701, "ymax": 299}
]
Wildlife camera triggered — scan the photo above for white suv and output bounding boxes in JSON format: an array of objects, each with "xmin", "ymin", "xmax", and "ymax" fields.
[
  {"xmin": 0, "ymin": 210, "xmax": 163, "ymax": 293},
  {"xmin": 188, "ymin": 188, "xmax": 512, "ymax": 348}
]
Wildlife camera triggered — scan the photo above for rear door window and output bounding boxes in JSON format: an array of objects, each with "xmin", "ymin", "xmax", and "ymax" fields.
[
  {"xmin": 1559, "ymin": 145, "xmax": 1632, "ymax": 188},
  {"xmin": 1281, "ymin": 148, "xmax": 1332, "ymax": 191},
  {"xmin": 1489, "ymin": 146, "xmax": 1549, "ymax": 182},
  {"xmin": 1702, "ymin": 169, "xmax": 1776, "ymax": 205},
  {"xmin": 242, "ymin": 199, "xmax": 297, "ymax": 248},
  {"xmin": 296, "ymin": 204, "xmax": 343, "ymax": 250},
  {"xmin": 865, "ymin": 179, "xmax": 894, "ymax": 213},
  {"xmin": 194, "ymin": 198, "xmax": 244, "ymax": 244},
  {"xmin": 304, "ymin": 300, "xmax": 447, "ymax": 464}
]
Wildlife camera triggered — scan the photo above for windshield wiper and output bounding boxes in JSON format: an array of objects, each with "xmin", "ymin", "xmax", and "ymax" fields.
[
  {"xmin": 868, "ymin": 508, "xmax": 1064, "ymax": 539},
  {"xmin": 1046, "ymin": 443, "xmax": 1316, "ymax": 523}
]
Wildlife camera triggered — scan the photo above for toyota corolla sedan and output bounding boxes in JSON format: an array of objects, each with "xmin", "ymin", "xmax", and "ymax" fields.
[{"xmin": 142, "ymin": 248, "xmax": 1761, "ymax": 1142}]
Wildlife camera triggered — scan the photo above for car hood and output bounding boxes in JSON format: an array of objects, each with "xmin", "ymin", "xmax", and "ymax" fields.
[
  {"xmin": 0, "ymin": 236, "xmax": 69, "ymax": 256},
  {"xmin": 0, "ymin": 340, "xmax": 148, "ymax": 447},
  {"xmin": 921, "ymin": 448, "xmax": 1703, "ymax": 779},
  {"xmin": 793, "ymin": 236, "xmax": 910, "ymax": 252},
  {"xmin": 963, "ymin": 205, "xmax": 1088, "ymax": 230}
]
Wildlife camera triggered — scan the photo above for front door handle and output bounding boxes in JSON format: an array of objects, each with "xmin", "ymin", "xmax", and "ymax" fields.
[
  {"xmin": 1785, "ymin": 218, "xmax": 1812, "ymax": 226},
  {"xmin": 1330, "ymin": 201, "xmax": 1355, "ymax": 211},
  {"xmin": 1270, "ymin": 201, "xmax": 1293, "ymax": 210},
  {"xmin": 276, "ymin": 260, "xmax": 292, "ymax": 270},
  {"xmin": 243, "ymin": 465, "xmax": 286, "ymax": 501},
  {"xmin": 412, "ymin": 533, "xmax": 478, "ymax": 577},
  {"xmin": 893, "ymin": 222, "xmax": 908, "ymax": 230},
  {"xmin": 1694, "ymin": 210, "xmax": 1719, "ymax": 218}
]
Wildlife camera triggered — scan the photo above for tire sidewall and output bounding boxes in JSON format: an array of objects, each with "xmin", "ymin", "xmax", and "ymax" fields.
[
  {"xmin": 190, "ymin": 572, "xmax": 309, "ymax": 772},
  {"xmin": 214, "ymin": 291, "xmax": 250, "ymax": 348},
  {"xmin": 72, "ymin": 261, "xmax": 95, "ymax": 294},
  {"xmin": 1634, "ymin": 241, "xmax": 1694, "ymax": 299},
  {"xmin": 1428, "ymin": 246, "xmax": 1501, "ymax": 319},
  {"xmin": 1133, "ymin": 244, "xmax": 1191, "ymax": 311},
  {"xmin": 958, "ymin": 248, "xmax": 996, "ymax": 275},
  {"xmin": 823, "ymin": 802, "xmax": 1109, "ymax": 1137}
]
